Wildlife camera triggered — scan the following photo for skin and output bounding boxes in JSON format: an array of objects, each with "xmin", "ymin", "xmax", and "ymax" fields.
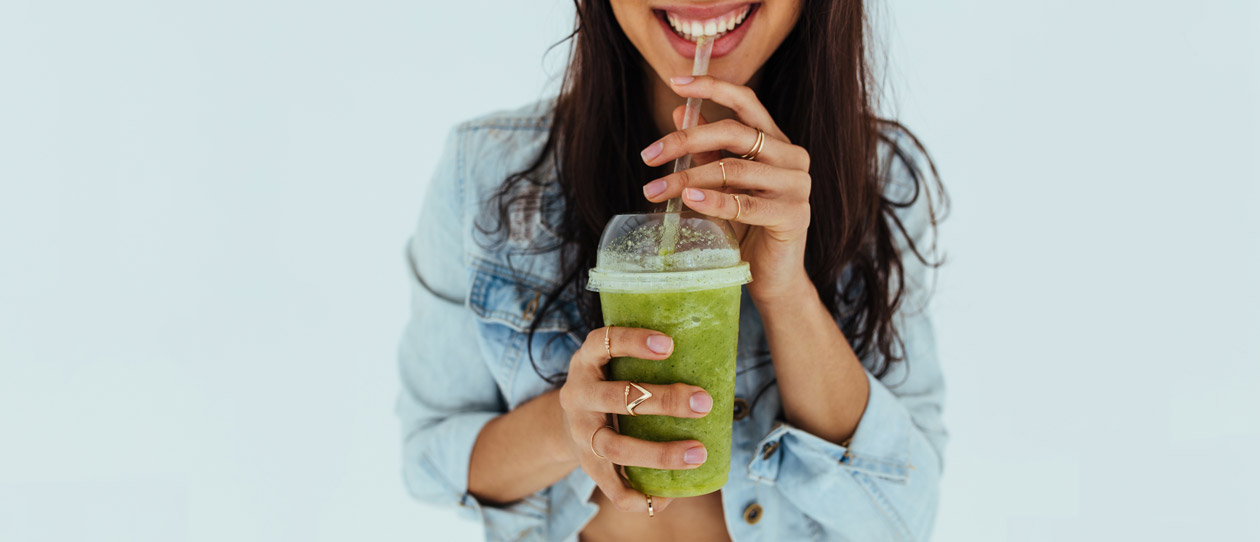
[{"xmin": 469, "ymin": 0, "xmax": 873, "ymax": 536}]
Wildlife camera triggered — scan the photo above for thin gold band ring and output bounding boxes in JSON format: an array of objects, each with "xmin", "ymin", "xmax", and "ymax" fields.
[
  {"xmin": 732, "ymin": 194, "xmax": 743, "ymax": 222},
  {"xmin": 590, "ymin": 424, "xmax": 614, "ymax": 460},
  {"xmin": 604, "ymin": 326, "xmax": 613, "ymax": 359},
  {"xmin": 738, "ymin": 129, "xmax": 765, "ymax": 161},
  {"xmin": 646, "ymin": 494, "xmax": 655, "ymax": 517},
  {"xmin": 718, "ymin": 160, "xmax": 728, "ymax": 189}
]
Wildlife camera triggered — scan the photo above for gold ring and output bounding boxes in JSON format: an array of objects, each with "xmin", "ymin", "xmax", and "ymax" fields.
[
  {"xmin": 604, "ymin": 326, "xmax": 613, "ymax": 359},
  {"xmin": 625, "ymin": 382, "xmax": 653, "ymax": 417},
  {"xmin": 738, "ymin": 128, "xmax": 764, "ymax": 161},
  {"xmin": 646, "ymin": 494, "xmax": 655, "ymax": 517},
  {"xmin": 718, "ymin": 160, "xmax": 728, "ymax": 189},
  {"xmin": 732, "ymin": 194, "xmax": 743, "ymax": 222},
  {"xmin": 590, "ymin": 424, "xmax": 614, "ymax": 459}
]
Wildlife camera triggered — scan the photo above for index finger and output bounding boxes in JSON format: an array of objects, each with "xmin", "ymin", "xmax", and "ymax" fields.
[
  {"xmin": 577, "ymin": 326, "xmax": 675, "ymax": 370},
  {"xmin": 668, "ymin": 75, "xmax": 789, "ymax": 143}
]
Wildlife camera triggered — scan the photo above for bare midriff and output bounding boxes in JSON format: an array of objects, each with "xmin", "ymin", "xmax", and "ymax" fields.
[{"xmin": 579, "ymin": 487, "xmax": 731, "ymax": 542}]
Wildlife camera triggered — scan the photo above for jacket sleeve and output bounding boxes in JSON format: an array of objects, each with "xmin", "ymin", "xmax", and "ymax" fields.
[
  {"xmin": 395, "ymin": 126, "xmax": 550, "ymax": 535},
  {"xmin": 746, "ymin": 135, "xmax": 948, "ymax": 541}
]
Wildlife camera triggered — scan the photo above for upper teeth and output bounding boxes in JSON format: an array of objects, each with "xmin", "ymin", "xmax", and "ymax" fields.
[{"xmin": 666, "ymin": 5, "xmax": 751, "ymax": 42}]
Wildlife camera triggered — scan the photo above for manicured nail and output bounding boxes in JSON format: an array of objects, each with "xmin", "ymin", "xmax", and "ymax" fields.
[
  {"xmin": 641, "ymin": 141, "xmax": 663, "ymax": 162},
  {"xmin": 644, "ymin": 179, "xmax": 666, "ymax": 198},
  {"xmin": 689, "ymin": 392, "xmax": 713, "ymax": 414},
  {"xmin": 684, "ymin": 188, "xmax": 705, "ymax": 201},
  {"xmin": 647, "ymin": 335, "xmax": 673, "ymax": 354},
  {"xmin": 670, "ymin": 75, "xmax": 695, "ymax": 85},
  {"xmin": 684, "ymin": 446, "xmax": 707, "ymax": 464}
]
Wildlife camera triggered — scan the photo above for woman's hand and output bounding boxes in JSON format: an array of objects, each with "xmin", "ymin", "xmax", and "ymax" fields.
[
  {"xmin": 639, "ymin": 75, "xmax": 814, "ymax": 304},
  {"xmin": 557, "ymin": 326, "xmax": 714, "ymax": 514}
]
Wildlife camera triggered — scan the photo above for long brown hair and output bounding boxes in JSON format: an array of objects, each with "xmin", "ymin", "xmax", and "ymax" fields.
[{"xmin": 480, "ymin": 0, "xmax": 944, "ymax": 391}]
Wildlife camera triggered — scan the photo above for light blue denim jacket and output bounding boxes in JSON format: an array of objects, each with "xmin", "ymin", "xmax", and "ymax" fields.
[{"xmin": 396, "ymin": 99, "xmax": 947, "ymax": 542}]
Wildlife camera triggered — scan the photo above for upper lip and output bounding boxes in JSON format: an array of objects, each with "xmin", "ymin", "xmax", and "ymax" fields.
[{"xmin": 653, "ymin": 2, "xmax": 756, "ymax": 20}]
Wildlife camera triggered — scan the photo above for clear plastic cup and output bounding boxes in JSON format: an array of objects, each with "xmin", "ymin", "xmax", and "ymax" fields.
[{"xmin": 586, "ymin": 211, "xmax": 751, "ymax": 497}]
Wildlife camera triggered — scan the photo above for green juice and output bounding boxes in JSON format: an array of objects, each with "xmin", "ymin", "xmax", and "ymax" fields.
[{"xmin": 601, "ymin": 281, "xmax": 741, "ymax": 498}]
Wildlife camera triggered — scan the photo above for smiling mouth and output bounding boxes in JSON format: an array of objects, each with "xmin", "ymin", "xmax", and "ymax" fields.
[{"xmin": 653, "ymin": 4, "xmax": 760, "ymax": 43}]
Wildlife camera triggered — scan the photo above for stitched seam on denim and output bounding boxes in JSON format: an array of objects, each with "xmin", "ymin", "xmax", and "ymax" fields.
[
  {"xmin": 503, "ymin": 326, "xmax": 524, "ymax": 402},
  {"xmin": 845, "ymin": 455, "xmax": 910, "ymax": 481},
  {"xmin": 851, "ymin": 470, "xmax": 913, "ymax": 541},
  {"xmin": 468, "ymin": 270, "xmax": 572, "ymax": 333}
]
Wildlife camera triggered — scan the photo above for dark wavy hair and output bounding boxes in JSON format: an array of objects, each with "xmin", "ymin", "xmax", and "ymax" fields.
[{"xmin": 479, "ymin": 0, "xmax": 944, "ymax": 395}]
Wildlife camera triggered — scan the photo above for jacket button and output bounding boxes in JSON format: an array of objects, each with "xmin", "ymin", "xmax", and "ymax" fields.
[
  {"xmin": 743, "ymin": 502, "xmax": 763, "ymax": 525},
  {"xmin": 732, "ymin": 398, "xmax": 750, "ymax": 421},
  {"xmin": 761, "ymin": 441, "xmax": 779, "ymax": 460}
]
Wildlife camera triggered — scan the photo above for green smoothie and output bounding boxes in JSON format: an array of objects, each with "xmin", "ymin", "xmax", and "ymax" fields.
[
  {"xmin": 601, "ymin": 281, "xmax": 741, "ymax": 497},
  {"xmin": 586, "ymin": 212, "xmax": 751, "ymax": 498}
]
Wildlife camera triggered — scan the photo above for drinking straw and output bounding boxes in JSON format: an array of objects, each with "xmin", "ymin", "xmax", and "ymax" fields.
[
  {"xmin": 665, "ymin": 34, "xmax": 715, "ymax": 214},
  {"xmin": 659, "ymin": 34, "xmax": 716, "ymax": 261}
]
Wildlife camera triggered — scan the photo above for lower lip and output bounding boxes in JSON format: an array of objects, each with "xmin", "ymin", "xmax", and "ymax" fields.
[{"xmin": 655, "ymin": 5, "xmax": 760, "ymax": 60}]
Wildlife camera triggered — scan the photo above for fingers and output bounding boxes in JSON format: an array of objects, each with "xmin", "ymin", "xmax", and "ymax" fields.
[
  {"xmin": 640, "ymin": 118, "xmax": 809, "ymax": 171},
  {"xmin": 642, "ymin": 158, "xmax": 810, "ymax": 203},
  {"xmin": 591, "ymin": 427, "xmax": 708, "ymax": 470},
  {"xmin": 569, "ymin": 381, "xmax": 713, "ymax": 418},
  {"xmin": 583, "ymin": 458, "xmax": 675, "ymax": 513},
  {"xmin": 668, "ymin": 75, "xmax": 787, "ymax": 142},
  {"xmin": 574, "ymin": 327, "xmax": 674, "ymax": 370},
  {"xmin": 671, "ymin": 105, "xmax": 722, "ymax": 166},
  {"xmin": 682, "ymin": 188, "xmax": 810, "ymax": 231}
]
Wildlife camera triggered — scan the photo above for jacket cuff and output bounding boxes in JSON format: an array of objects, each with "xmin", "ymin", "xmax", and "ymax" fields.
[{"xmin": 747, "ymin": 371, "xmax": 913, "ymax": 483}]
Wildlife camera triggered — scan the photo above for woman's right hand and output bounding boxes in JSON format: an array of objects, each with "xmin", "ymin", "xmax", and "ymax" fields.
[{"xmin": 557, "ymin": 326, "xmax": 714, "ymax": 515}]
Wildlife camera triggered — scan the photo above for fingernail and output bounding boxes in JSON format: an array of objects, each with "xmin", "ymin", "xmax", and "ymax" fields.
[
  {"xmin": 684, "ymin": 446, "xmax": 707, "ymax": 464},
  {"xmin": 670, "ymin": 75, "xmax": 695, "ymax": 85},
  {"xmin": 689, "ymin": 392, "xmax": 712, "ymax": 414},
  {"xmin": 646, "ymin": 335, "xmax": 672, "ymax": 354},
  {"xmin": 644, "ymin": 179, "xmax": 666, "ymax": 198},
  {"xmin": 684, "ymin": 188, "xmax": 705, "ymax": 201},
  {"xmin": 641, "ymin": 141, "xmax": 663, "ymax": 162}
]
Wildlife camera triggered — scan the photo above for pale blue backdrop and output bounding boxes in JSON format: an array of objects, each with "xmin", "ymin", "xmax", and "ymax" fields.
[{"xmin": 0, "ymin": 1, "xmax": 1256, "ymax": 540}]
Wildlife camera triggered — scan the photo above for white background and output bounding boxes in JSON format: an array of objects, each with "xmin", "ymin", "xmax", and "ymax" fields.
[{"xmin": 1, "ymin": 1, "xmax": 1256, "ymax": 540}]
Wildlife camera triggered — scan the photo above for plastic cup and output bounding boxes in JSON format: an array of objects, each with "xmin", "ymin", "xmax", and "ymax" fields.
[{"xmin": 586, "ymin": 211, "xmax": 751, "ymax": 498}]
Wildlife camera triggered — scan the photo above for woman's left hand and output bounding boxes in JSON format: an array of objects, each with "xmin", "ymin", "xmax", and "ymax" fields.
[{"xmin": 639, "ymin": 75, "xmax": 813, "ymax": 304}]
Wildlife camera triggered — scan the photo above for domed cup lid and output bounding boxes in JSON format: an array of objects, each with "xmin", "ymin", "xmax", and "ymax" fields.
[{"xmin": 586, "ymin": 211, "xmax": 752, "ymax": 294}]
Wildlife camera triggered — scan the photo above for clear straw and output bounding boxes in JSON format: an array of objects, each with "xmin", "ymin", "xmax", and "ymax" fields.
[
  {"xmin": 660, "ymin": 34, "xmax": 715, "ymax": 260},
  {"xmin": 665, "ymin": 35, "xmax": 715, "ymax": 214}
]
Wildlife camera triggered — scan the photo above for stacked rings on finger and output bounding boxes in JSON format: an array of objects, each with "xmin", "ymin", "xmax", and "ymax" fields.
[
  {"xmin": 624, "ymin": 382, "xmax": 653, "ymax": 416},
  {"xmin": 604, "ymin": 326, "xmax": 613, "ymax": 359},
  {"xmin": 590, "ymin": 424, "xmax": 614, "ymax": 460},
  {"xmin": 738, "ymin": 128, "xmax": 765, "ymax": 161}
]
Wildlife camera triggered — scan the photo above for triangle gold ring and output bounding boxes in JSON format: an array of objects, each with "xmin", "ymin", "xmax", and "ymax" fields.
[{"xmin": 624, "ymin": 382, "xmax": 653, "ymax": 417}]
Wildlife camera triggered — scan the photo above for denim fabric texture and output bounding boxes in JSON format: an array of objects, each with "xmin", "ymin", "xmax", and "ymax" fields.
[{"xmin": 396, "ymin": 99, "xmax": 947, "ymax": 542}]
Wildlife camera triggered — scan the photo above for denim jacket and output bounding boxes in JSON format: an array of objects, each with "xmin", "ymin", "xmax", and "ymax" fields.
[{"xmin": 396, "ymin": 99, "xmax": 947, "ymax": 542}]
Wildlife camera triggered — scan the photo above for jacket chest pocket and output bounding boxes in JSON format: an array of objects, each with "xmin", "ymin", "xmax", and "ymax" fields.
[{"xmin": 467, "ymin": 266, "xmax": 583, "ymax": 409}]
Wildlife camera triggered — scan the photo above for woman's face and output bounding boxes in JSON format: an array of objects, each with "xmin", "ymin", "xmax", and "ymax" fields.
[{"xmin": 609, "ymin": 1, "xmax": 803, "ymax": 87}]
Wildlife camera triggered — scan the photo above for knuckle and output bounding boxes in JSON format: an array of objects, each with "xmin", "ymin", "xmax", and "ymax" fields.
[
  {"xmin": 742, "ymin": 194, "xmax": 760, "ymax": 216},
  {"xmin": 558, "ymin": 385, "xmax": 573, "ymax": 411},
  {"xmin": 669, "ymin": 383, "xmax": 693, "ymax": 414},
  {"xmin": 717, "ymin": 118, "xmax": 743, "ymax": 132},
  {"xmin": 586, "ymin": 329, "xmax": 602, "ymax": 345},
  {"xmin": 672, "ymin": 129, "xmax": 691, "ymax": 149},
  {"xmin": 659, "ymin": 444, "xmax": 680, "ymax": 468},
  {"xmin": 676, "ymin": 168, "xmax": 693, "ymax": 188}
]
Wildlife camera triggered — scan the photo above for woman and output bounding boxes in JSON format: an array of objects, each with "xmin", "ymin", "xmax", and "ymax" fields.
[{"xmin": 397, "ymin": 0, "xmax": 947, "ymax": 540}]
